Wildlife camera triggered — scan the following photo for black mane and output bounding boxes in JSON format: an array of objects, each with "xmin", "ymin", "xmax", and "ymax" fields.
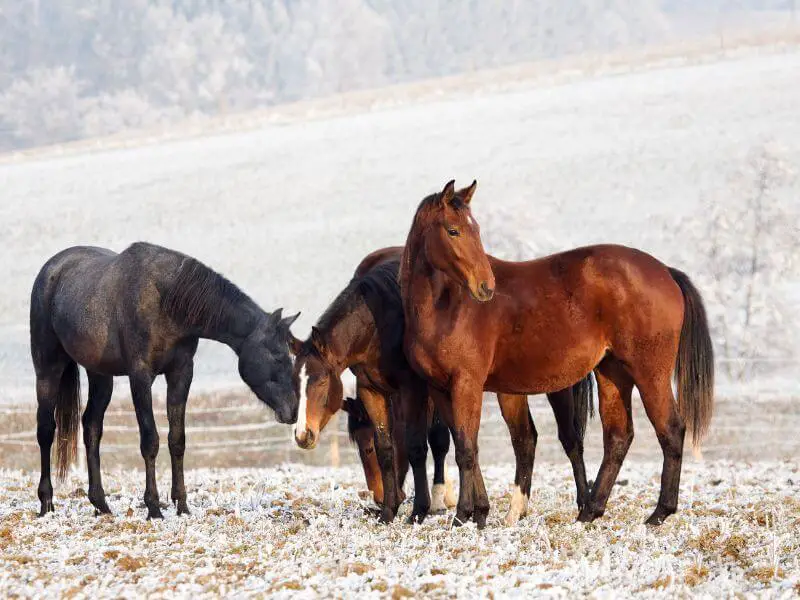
[{"xmin": 161, "ymin": 257, "xmax": 252, "ymax": 331}]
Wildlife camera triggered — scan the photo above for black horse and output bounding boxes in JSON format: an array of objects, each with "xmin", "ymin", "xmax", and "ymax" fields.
[{"xmin": 30, "ymin": 242, "xmax": 299, "ymax": 519}]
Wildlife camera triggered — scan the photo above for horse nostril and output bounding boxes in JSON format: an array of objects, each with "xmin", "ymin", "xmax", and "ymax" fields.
[{"xmin": 479, "ymin": 281, "xmax": 494, "ymax": 300}]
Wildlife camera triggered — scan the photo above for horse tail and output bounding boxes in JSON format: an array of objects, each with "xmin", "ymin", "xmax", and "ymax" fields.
[
  {"xmin": 55, "ymin": 361, "xmax": 82, "ymax": 482},
  {"xmin": 572, "ymin": 373, "xmax": 595, "ymax": 441},
  {"xmin": 668, "ymin": 267, "xmax": 715, "ymax": 448}
]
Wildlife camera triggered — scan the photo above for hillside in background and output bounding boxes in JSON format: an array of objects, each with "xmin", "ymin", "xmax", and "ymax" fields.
[{"xmin": 0, "ymin": 0, "xmax": 797, "ymax": 151}]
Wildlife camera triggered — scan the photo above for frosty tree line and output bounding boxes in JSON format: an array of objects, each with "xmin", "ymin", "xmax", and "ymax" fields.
[{"xmin": 0, "ymin": 0, "xmax": 794, "ymax": 151}]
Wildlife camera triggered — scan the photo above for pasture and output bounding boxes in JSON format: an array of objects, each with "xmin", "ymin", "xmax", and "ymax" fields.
[{"xmin": 1, "ymin": 43, "xmax": 799, "ymax": 598}]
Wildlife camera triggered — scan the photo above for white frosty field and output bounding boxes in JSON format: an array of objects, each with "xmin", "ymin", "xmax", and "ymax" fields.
[
  {"xmin": 1, "ymin": 462, "xmax": 798, "ymax": 598},
  {"xmin": 1, "ymin": 45, "xmax": 800, "ymax": 598}
]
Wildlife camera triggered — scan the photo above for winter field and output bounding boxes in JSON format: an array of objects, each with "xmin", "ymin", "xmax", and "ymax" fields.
[{"xmin": 1, "ymin": 44, "xmax": 800, "ymax": 597}]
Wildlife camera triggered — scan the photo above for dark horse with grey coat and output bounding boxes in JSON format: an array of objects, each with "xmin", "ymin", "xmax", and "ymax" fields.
[{"xmin": 30, "ymin": 242, "xmax": 299, "ymax": 519}]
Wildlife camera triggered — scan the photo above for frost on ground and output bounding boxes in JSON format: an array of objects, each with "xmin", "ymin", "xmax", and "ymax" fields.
[{"xmin": 1, "ymin": 461, "xmax": 798, "ymax": 598}]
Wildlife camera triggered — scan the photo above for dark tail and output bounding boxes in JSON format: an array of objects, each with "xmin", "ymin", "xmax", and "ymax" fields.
[
  {"xmin": 55, "ymin": 361, "xmax": 82, "ymax": 481},
  {"xmin": 669, "ymin": 267, "xmax": 715, "ymax": 448},
  {"xmin": 572, "ymin": 373, "xmax": 595, "ymax": 441}
]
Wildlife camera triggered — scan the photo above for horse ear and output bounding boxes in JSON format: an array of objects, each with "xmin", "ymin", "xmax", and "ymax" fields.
[
  {"xmin": 268, "ymin": 308, "xmax": 283, "ymax": 326},
  {"xmin": 310, "ymin": 326, "xmax": 325, "ymax": 350},
  {"xmin": 439, "ymin": 179, "xmax": 456, "ymax": 206},
  {"xmin": 282, "ymin": 311, "xmax": 301, "ymax": 328},
  {"xmin": 458, "ymin": 180, "xmax": 477, "ymax": 205}
]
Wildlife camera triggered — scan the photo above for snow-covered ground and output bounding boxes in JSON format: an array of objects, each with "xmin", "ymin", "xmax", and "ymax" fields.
[
  {"xmin": 1, "ymin": 462, "xmax": 797, "ymax": 598},
  {"xmin": 1, "ymin": 48, "xmax": 800, "ymax": 402}
]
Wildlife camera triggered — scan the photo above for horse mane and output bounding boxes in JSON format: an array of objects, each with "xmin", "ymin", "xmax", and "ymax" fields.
[
  {"xmin": 312, "ymin": 260, "xmax": 403, "ymax": 348},
  {"xmin": 161, "ymin": 257, "xmax": 252, "ymax": 331},
  {"xmin": 399, "ymin": 193, "xmax": 440, "ymax": 297}
]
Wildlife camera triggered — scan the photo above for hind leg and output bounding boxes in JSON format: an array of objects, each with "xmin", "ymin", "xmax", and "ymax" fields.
[
  {"xmin": 578, "ymin": 358, "xmax": 634, "ymax": 523},
  {"xmin": 83, "ymin": 373, "xmax": 113, "ymax": 515},
  {"xmin": 403, "ymin": 383, "xmax": 431, "ymax": 524},
  {"xmin": 547, "ymin": 388, "xmax": 590, "ymax": 513},
  {"xmin": 497, "ymin": 393, "xmax": 536, "ymax": 526},
  {"xmin": 166, "ymin": 354, "xmax": 193, "ymax": 516},
  {"xmin": 129, "ymin": 369, "xmax": 162, "ymax": 520},
  {"xmin": 637, "ymin": 375, "xmax": 686, "ymax": 526},
  {"xmin": 36, "ymin": 370, "xmax": 64, "ymax": 516}
]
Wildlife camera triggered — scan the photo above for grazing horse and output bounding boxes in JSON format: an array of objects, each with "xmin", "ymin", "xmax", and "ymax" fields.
[
  {"xmin": 30, "ymin": 242, "xmax": 299, "ymax": 519},
  {"xmin": 291, "ymin": 247, "xmax": 593, "ymax": 524},
  {"xmin": 400, "ymin": 180, "xmax": 714, "ymax": 528}
]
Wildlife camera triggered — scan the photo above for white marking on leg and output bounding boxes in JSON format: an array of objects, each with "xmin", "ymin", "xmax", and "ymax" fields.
[
  {"xmin": 443, "ymin": 468, "xmax": 457, "ymax": 508},
  {"xmin": 293, "ymin": 364, "xmax": 308, "ymax": 441},
  {"xmin": 431, "ymin": 484, "xmax": 447, "ymax": 513},
  {"xmin": 503, "ymin": 484, "xmax": 529, "ymax": 526}
]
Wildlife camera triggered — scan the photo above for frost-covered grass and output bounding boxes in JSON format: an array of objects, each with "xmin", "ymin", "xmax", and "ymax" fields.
[{"xmin": 0, "ymin": 461, "xmax": 798, "ymax": 598}]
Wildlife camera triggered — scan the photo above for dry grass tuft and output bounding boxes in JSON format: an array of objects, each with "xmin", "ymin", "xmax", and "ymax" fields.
[
  {"xmin": 685, "ymin": 564, "xmax": 710, "ymax": 586},
  {"xmin": 116, "ymin": 555, "xmax": 146, "ymax": 572},
  {"xmin": 746, "ymin": 567, "xmax": 785, "ymax": 584},
  {"xmin": 391, "ymin": 585, "xmax": 415, "ymax": 599}
]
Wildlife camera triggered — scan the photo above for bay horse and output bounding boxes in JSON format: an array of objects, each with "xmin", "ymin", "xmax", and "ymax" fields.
[
  {"xmin": 400, "ymin": 180, "xmax": 714, "ymax": 528},
  {"xmin": 291, "ymin": 247, "xmax": 593, "ymax": 524},
  {"xmin": 30, "ymin": 242, "xmax": 299, "ymax": 519}
]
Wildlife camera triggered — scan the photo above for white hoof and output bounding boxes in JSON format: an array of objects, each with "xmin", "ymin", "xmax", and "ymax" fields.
[
  {"xmin": 431, "ymin": 484, "xmax": 448, "ymax": 513},
  {"xmin": 503, "ymin": 485, "xmax": 529, "ymax": 526}
]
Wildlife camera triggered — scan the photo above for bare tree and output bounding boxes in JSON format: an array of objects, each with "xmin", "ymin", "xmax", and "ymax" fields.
[{"xmin": 693, "ymin": 147, "xmax": 799, "ymax": 381}]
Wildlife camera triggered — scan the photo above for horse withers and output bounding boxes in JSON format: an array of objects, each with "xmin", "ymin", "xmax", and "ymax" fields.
[
  {"xmin": 30, "ymin": 242, "xmax": 299, "ymax": 519},
  {"xmin": 400, "ymin": 180, "xmax": 714, "ymax": 528}
]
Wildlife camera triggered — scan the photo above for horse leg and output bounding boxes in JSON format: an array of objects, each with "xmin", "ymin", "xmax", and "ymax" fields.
[
  {"xmin": 35, "ymin": 369, "xmax": 63, "ymax": 516},
  {"xmin": 391, "ymin": 394, "xmax": 409, "ymax": 504},
  {"xmin": 429, "ymin": 408, "xmax": 454, "ymax": 513},
  {"xmin": 83, "ymin": 373, "xmax": 113, "ymax": 515},
  {"xmin": 166, "ymin": 356, "xmax": 193, "ymax": 516},
  {"xmin": 637, "ymin": 374, "xmax": 686, "ymax": 526},
  {"xmin": 497, "ymin": 393, "xmax": 535, "ymax": 526},
  {"xmin": 360, "ymin": 387, "xmax": 400, "ymax": 523},
  {"xmin": 403, "ymin": 382, "xmax": 431, "ymax": 524},
  {"xmin": 449, "ymin": 376, "xmax": 487, "ymax": 528},
  {"xmin": 547, "ymin": 388, "xmax": 590, "ymax": 513},
  {"xmin": 578, "ymin": 358, "xmax": 634, "ymax": 523},
  {"xmin": 129, "ymin": 370, "xmax": 162, "ymax": 519}
]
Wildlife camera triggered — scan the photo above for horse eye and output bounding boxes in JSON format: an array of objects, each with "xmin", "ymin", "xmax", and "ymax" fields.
[{"xmin": 447, "ymin": 227, "xmax": 460, "ymax": 237}]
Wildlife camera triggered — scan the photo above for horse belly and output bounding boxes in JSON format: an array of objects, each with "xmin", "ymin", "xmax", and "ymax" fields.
[
  {"xmin": 52, "ymin": 305, "xmax": 126, "ymax": 375},
  {"xmin": 486, "ymin": 340, "xmax": 605, "ymax": 395}
]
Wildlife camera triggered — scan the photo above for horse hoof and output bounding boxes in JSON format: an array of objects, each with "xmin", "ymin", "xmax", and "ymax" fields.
[
  {"xmin": 176, "ymin": 502, "xmax": 191, "ymax": 516},
  {"xmin": 645, "ymin": 507, "xmax": 675, "ymax": 527},
  {"xmin": 378, "ymin": 507, "xmax": 396, "ymax": 524},
  {"xmin": 576, "ymin": 505, "xmax": 601, "ymax": 523},
  {"xmin": 38, "ymin": 501, "xmax": 54, "ymax": 517},
  {"xmin": 147, "ymin": 506, "xmax": 164, "ymax": 520},
  {"xmin": 451, "ymin": 511, "xmax": 472, "ymax": 528},
  {"xmin": 91, "ymin": 498, "xmax": 112, "ymax": 516}
]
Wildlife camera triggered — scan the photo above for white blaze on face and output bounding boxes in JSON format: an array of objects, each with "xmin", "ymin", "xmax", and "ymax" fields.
[
  {"xmin": 293, "ymin": 364, "xmax": 308, "ymax": 440},
  {"xmin": 503, "ymin": 484, "xmax": 529, "ymax": 527},
  {"xmin": 467, "ymin": 213, "xmax": 476, "ymax": 229}
]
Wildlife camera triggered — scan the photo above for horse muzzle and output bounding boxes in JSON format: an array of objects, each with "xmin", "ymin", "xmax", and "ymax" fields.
[
  {"xmin": 469, "ymin": 280, "xmax": 495, "ymax": 302},
  {"xmin": 294, "ymin": 427, "xmax": 317, "ymax": 450}
]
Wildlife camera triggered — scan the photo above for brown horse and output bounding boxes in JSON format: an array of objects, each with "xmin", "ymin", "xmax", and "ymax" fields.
[
  {"xmin": 400, "ymin": 180, "xmax": 714, "ymax": 528},
  {"xmin": 292, "ymin": 246, "xmax": 593, "ymax": 524}
]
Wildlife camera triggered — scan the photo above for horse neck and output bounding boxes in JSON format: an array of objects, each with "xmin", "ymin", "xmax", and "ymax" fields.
[
  {"xmin": 317, "ymin": 302, "xmax": 374, "ymax": 373},
  {"xmin": 401, "ymin": 231, "xmax": 464, "ymax": 330},
  {"xmin": 199, "ymin": 295, "xmax": 265, "ymax": 353}
]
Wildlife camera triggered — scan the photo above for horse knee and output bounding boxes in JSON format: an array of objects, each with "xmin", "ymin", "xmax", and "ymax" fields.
[
  {"xmin": 454, "ymin": 444, "xmax": 476, "ymax": 471},
  {"xmin": 168, "ymin": 431, "xmax": 186, "ymax": 457},
  {"xmin": 407, "ymin": 437, "xmax": 427, "ymax": 467},
  {"xmin": 140, "ymin": 428, "xmax": 159, "ymax": 459}
]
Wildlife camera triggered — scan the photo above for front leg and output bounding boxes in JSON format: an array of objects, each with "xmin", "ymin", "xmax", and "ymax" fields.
[
  {"xmin": 129, "ymin": 369, "xmax": 163, "ymax": 520},
  {"xmin": 434, "ymin": 377, "xmax": 487, "ymax": 529},
  {"xmin": 359, "ymin": 387, "xmax": 400, "ymax": 523},
  {"xmin": 166, "ymin": 356, "xmax": 193, "ymax": 516},
  {"xmin": 497, "ymin": 393, "xmax": 535, "ymax": 526}
]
